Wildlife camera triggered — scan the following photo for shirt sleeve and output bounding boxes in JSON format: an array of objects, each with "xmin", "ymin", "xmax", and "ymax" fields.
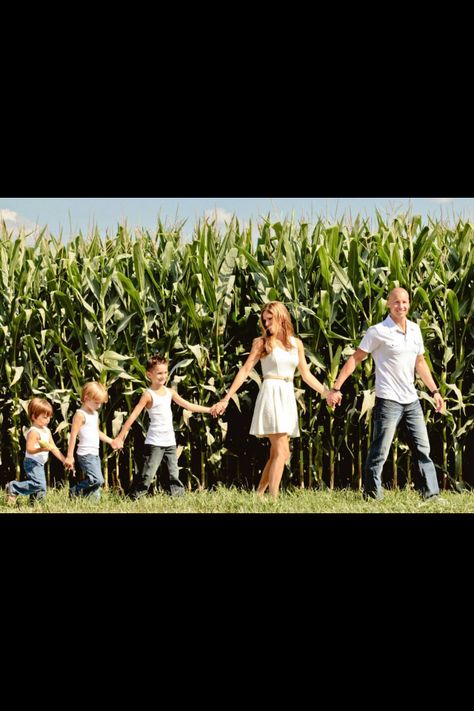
[
  {"xmin": 358, "ymin": 326, "xmax": 379, "ymax": 354},
  {"xmin": 417, "ymin": 326, "xmax": 425, "ymax": 355}
]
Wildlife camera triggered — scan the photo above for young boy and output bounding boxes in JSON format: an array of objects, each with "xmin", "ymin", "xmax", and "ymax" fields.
[
  {"xmin": 5, "ymin": 397, "xmax": 69, "ymax": 506},
  {"xmin": 65, "ymin": 381, "xmax": 122, "ymax": 500},
  {"xmin": 114, "ymin": 354, "xmax": 214, "ymax": 499}
]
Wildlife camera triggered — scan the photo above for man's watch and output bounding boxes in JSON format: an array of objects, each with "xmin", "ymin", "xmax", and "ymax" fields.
[
  {"xmin": 431, "ymin": 389, "xmax": 440, "ymax": 395},
  {"xmin": 330, "ymin": 388, "xmax": 341, "ymax": 393}
]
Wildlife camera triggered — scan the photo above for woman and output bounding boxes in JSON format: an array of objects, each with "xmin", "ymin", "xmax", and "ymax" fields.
[{"xmin": 212, "ymin": 301, "xmax": 329, "ymax": 498}]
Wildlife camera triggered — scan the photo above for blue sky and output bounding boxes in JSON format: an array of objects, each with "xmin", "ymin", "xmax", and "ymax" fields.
[{"xmin": 0, "ymin": 197, "xmax": 473, "ymax": 239}]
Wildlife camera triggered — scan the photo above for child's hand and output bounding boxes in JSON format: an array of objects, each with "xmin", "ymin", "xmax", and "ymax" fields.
[
  {"xmin": 211, "ymin": 400, "xmax": 228, "ymax": 417},
  {"xmin": 111, "ymin": 438, "xmax": 124, "ymax": 450}
]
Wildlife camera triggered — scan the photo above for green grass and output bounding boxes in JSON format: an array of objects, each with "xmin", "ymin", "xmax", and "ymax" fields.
[{"xmin": 3, "ymin": 484, "xmax": 474, "ymax": 513}]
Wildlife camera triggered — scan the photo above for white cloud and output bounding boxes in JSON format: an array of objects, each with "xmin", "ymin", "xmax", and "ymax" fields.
[
  {"xmin": 428, "ymin": 198, "xmax": 454, "ymax": 204},
  {"xmin": 0, "ymin": 209, "xmax": 19, "ymax": 221},
  {"xmin": 0, "ymin": 208, "xmax": 45, "ymax": 242},
  {"xmin": 201, "ymin": 208, "xmax": 262, "ymax": 243},
  {"xmin": 204, "ymin": 207, "xmax": 234, "ymax": 228}
]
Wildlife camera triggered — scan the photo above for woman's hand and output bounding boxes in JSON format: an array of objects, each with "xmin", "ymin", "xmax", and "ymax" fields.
[
  {"xmin": 326, "ymin": 390, "xmax": 342, "ymax": 408},
  {"xmin": 210, "ymin": 400, "xmax": 229, "ymax": 417}
]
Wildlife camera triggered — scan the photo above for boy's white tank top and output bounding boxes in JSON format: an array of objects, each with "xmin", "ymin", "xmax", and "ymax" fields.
[
  {"xmin": 24, "ymin": 425, "xmax": 50, "ymax": 464},
  {"xmin": 144, "ymin": 387, "xmax": 176, "ymax": 447},
  {"xmin": 76, "ymin": 408, "xmax": 100, "ymax": 456}
]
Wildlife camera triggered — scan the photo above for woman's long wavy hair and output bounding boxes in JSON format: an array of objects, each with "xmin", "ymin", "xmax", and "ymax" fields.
[{"xmin": 258, "ymin": 301, "xmax": 295, "ymax": 357}]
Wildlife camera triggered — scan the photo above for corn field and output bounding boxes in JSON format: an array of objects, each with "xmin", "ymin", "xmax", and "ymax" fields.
[{"xmin": 1, "ymin": 213, "xmax": 473, "ymax": 494}]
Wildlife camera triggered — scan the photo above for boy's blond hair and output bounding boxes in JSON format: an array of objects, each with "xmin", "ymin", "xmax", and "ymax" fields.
[
  {"xmin": 146, "ymin": 353, "xmax": 168, "ymax": 370},
  {"xmin": 81, "ymin": 381, "xmax": 108, "ymax": 404},
  {"xmin": 28, "ymin": 397, "xmax": 53, "ymax": 420}
]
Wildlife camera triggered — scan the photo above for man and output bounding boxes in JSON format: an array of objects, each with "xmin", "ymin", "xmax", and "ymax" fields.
[{"xmin": 327, "ymin": 288, "xmax": 444, "ymax": 501}]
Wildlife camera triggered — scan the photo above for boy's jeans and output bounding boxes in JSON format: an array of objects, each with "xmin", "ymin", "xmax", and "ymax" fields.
[
  {"xmin": 10, "ymin": 458, "xmax": 47, "ymax": 500},
  {"xmin": 130, "ymin": 444, "xmax": 184, "ymax": 499},
  {"xmin": 71, "ymin": 454, "xmax": 104, "ymax": 500},
  {"xmin": 364, "ymin": 397, "xmax": 440, "ymax": 501}
]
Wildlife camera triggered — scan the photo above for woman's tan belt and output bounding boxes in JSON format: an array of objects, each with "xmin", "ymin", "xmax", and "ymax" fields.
[{"xmin": 263, "ymin": 375, "xmax": 293, "ymax": 382}]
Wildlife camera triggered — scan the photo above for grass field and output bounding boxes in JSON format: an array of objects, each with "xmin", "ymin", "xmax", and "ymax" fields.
[{"xmin": 3, "ymin": 485, "xmax": 474, "ymax": 513}]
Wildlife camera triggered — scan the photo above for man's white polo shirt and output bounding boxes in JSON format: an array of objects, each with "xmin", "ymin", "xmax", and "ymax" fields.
[{"xmin": 358, "ymin": 315, "xmax": 424, "ymax": 404}]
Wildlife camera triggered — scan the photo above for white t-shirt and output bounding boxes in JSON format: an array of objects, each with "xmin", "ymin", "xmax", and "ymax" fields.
[
  {"xmin": 76, "ymin": 408, "xmax": 100, "ymax": 456},
  {"xmin": 358, "ymin": 315, "xmax": 424, "ymax": 404},
  {"xmin": 24, "ymin": 425, "xmax": 50, "ymax": 464},
  {"xmin": 144, "ymin": 388, "xmax": 176, "ymax": 447}
]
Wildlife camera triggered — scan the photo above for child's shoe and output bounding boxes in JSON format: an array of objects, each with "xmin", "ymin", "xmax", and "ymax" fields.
[{"xmin": 5, "ymin": 482, "xmax": 18, "ymax": 507}]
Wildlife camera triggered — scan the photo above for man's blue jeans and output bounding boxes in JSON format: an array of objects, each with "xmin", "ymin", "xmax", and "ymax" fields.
[
  {"xmin": 130, "ymin": 444, "xmax": 184, "ymax": 499},
  {"xmin": 364, "ymin": 397, "xmax": 440, "ymax": 500}
]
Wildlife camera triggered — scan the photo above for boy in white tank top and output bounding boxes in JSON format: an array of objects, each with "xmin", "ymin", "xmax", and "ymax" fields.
[
  {"xmin": 5, "ymin": 398, "xmax": 69, "ymax": 506},
  {"xmin": 65, "ymin": 381, "xmax": 123, "ymax": 500},
  {"xmin": 113, "ymin": 354, "xmax": 214, "ymax": 499}
]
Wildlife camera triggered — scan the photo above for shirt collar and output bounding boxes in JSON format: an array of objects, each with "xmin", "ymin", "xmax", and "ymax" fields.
[{"xmin": 384, "ymin": 314, "xmax": 412, "ymax": 334}]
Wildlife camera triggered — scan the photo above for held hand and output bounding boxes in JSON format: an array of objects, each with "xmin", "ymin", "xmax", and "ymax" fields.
[
  {"xmin": 218, "ymin": 400, "xmax": 230, "ymax": 415},
  {"xmin": 433, "ymin": 392, "xmax": 444, "ymax": 414},
  {"xmin": 111, "ymin": 438, "xmax": 124, "ymax": 450},
  {"xmin": 211, "ymin": 400, "xmax": 229, "ymax": 417},
  {"xmin": 326, "ymin": 391, "xmax": 342, "ymax": 408},
  {"xmin": 210, "ymin": 403, "xmax": 221, "ymax": 417}
]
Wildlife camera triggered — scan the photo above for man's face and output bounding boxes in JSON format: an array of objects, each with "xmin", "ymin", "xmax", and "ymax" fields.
[{"xmin": 388, "ymin": 289, "xmax": 410, "ymax": 320}]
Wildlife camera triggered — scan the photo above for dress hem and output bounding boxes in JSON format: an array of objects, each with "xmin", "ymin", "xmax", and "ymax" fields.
[{"xmin": 250, "ymin": 432, "xmax": 300, "ymax": 438}]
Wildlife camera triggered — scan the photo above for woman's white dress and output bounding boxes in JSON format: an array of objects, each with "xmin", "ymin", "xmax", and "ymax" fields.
[{"xmin": 249, "ymin": 336, "xmax": 300, "ymax": 438}]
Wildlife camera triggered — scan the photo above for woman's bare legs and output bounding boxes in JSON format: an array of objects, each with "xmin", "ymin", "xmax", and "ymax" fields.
[
  {"xmin": 256, "ymin": 459, "xmax": 271, "ymax": 496},
  {"xmin": 256, "ymin": 433, "xmax": 290, "ymax": 499}
]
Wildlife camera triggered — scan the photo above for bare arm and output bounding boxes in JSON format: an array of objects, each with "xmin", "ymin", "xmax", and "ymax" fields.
[
  {"xmin": 65, "ymin": 411, "xmax": 85, "ymax": 468},
  {"xmin": 295, "ymin": 339, "xmax": 328, "ymax": 397},
  {"xmin": 333, "ymin": 348, "xmax": 368, "ymax": 389},
  {"xmin": 42, "ymin": 433, "xmax": 67, "ymax": 465},
  {"xmin": 213, "ymin": 338, "xmax": 263, "ymax": 414},
  {"xmin": 26, "ymin": 429, "xmax": 47, "ymax": 455},
  {"xmin": 99, "ymin": 429, "xmax": 115, "ymax": 446},
  {"xmin": 171, "ymin": 390, "xmax": 211, "ymax": 414},
  {"xmin": 416, "ymin": 354, "xmax": 444, "ymax": 413},
  {"xmin": 327, "ymin": 348, "xmax": 369, "ymax": 407},
  {"xmin": 115, "ymin": 392, "xmax": 152, "ymax": 443}
]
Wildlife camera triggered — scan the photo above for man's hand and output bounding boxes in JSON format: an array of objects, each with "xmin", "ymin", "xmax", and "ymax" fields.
[
  {"xmin": 326, "ymin": 390, "xmax": 342, "ymax": 408},
  {"xmin": 433, "ymin": 392, "xmax": 444, "ymax": 413}
]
